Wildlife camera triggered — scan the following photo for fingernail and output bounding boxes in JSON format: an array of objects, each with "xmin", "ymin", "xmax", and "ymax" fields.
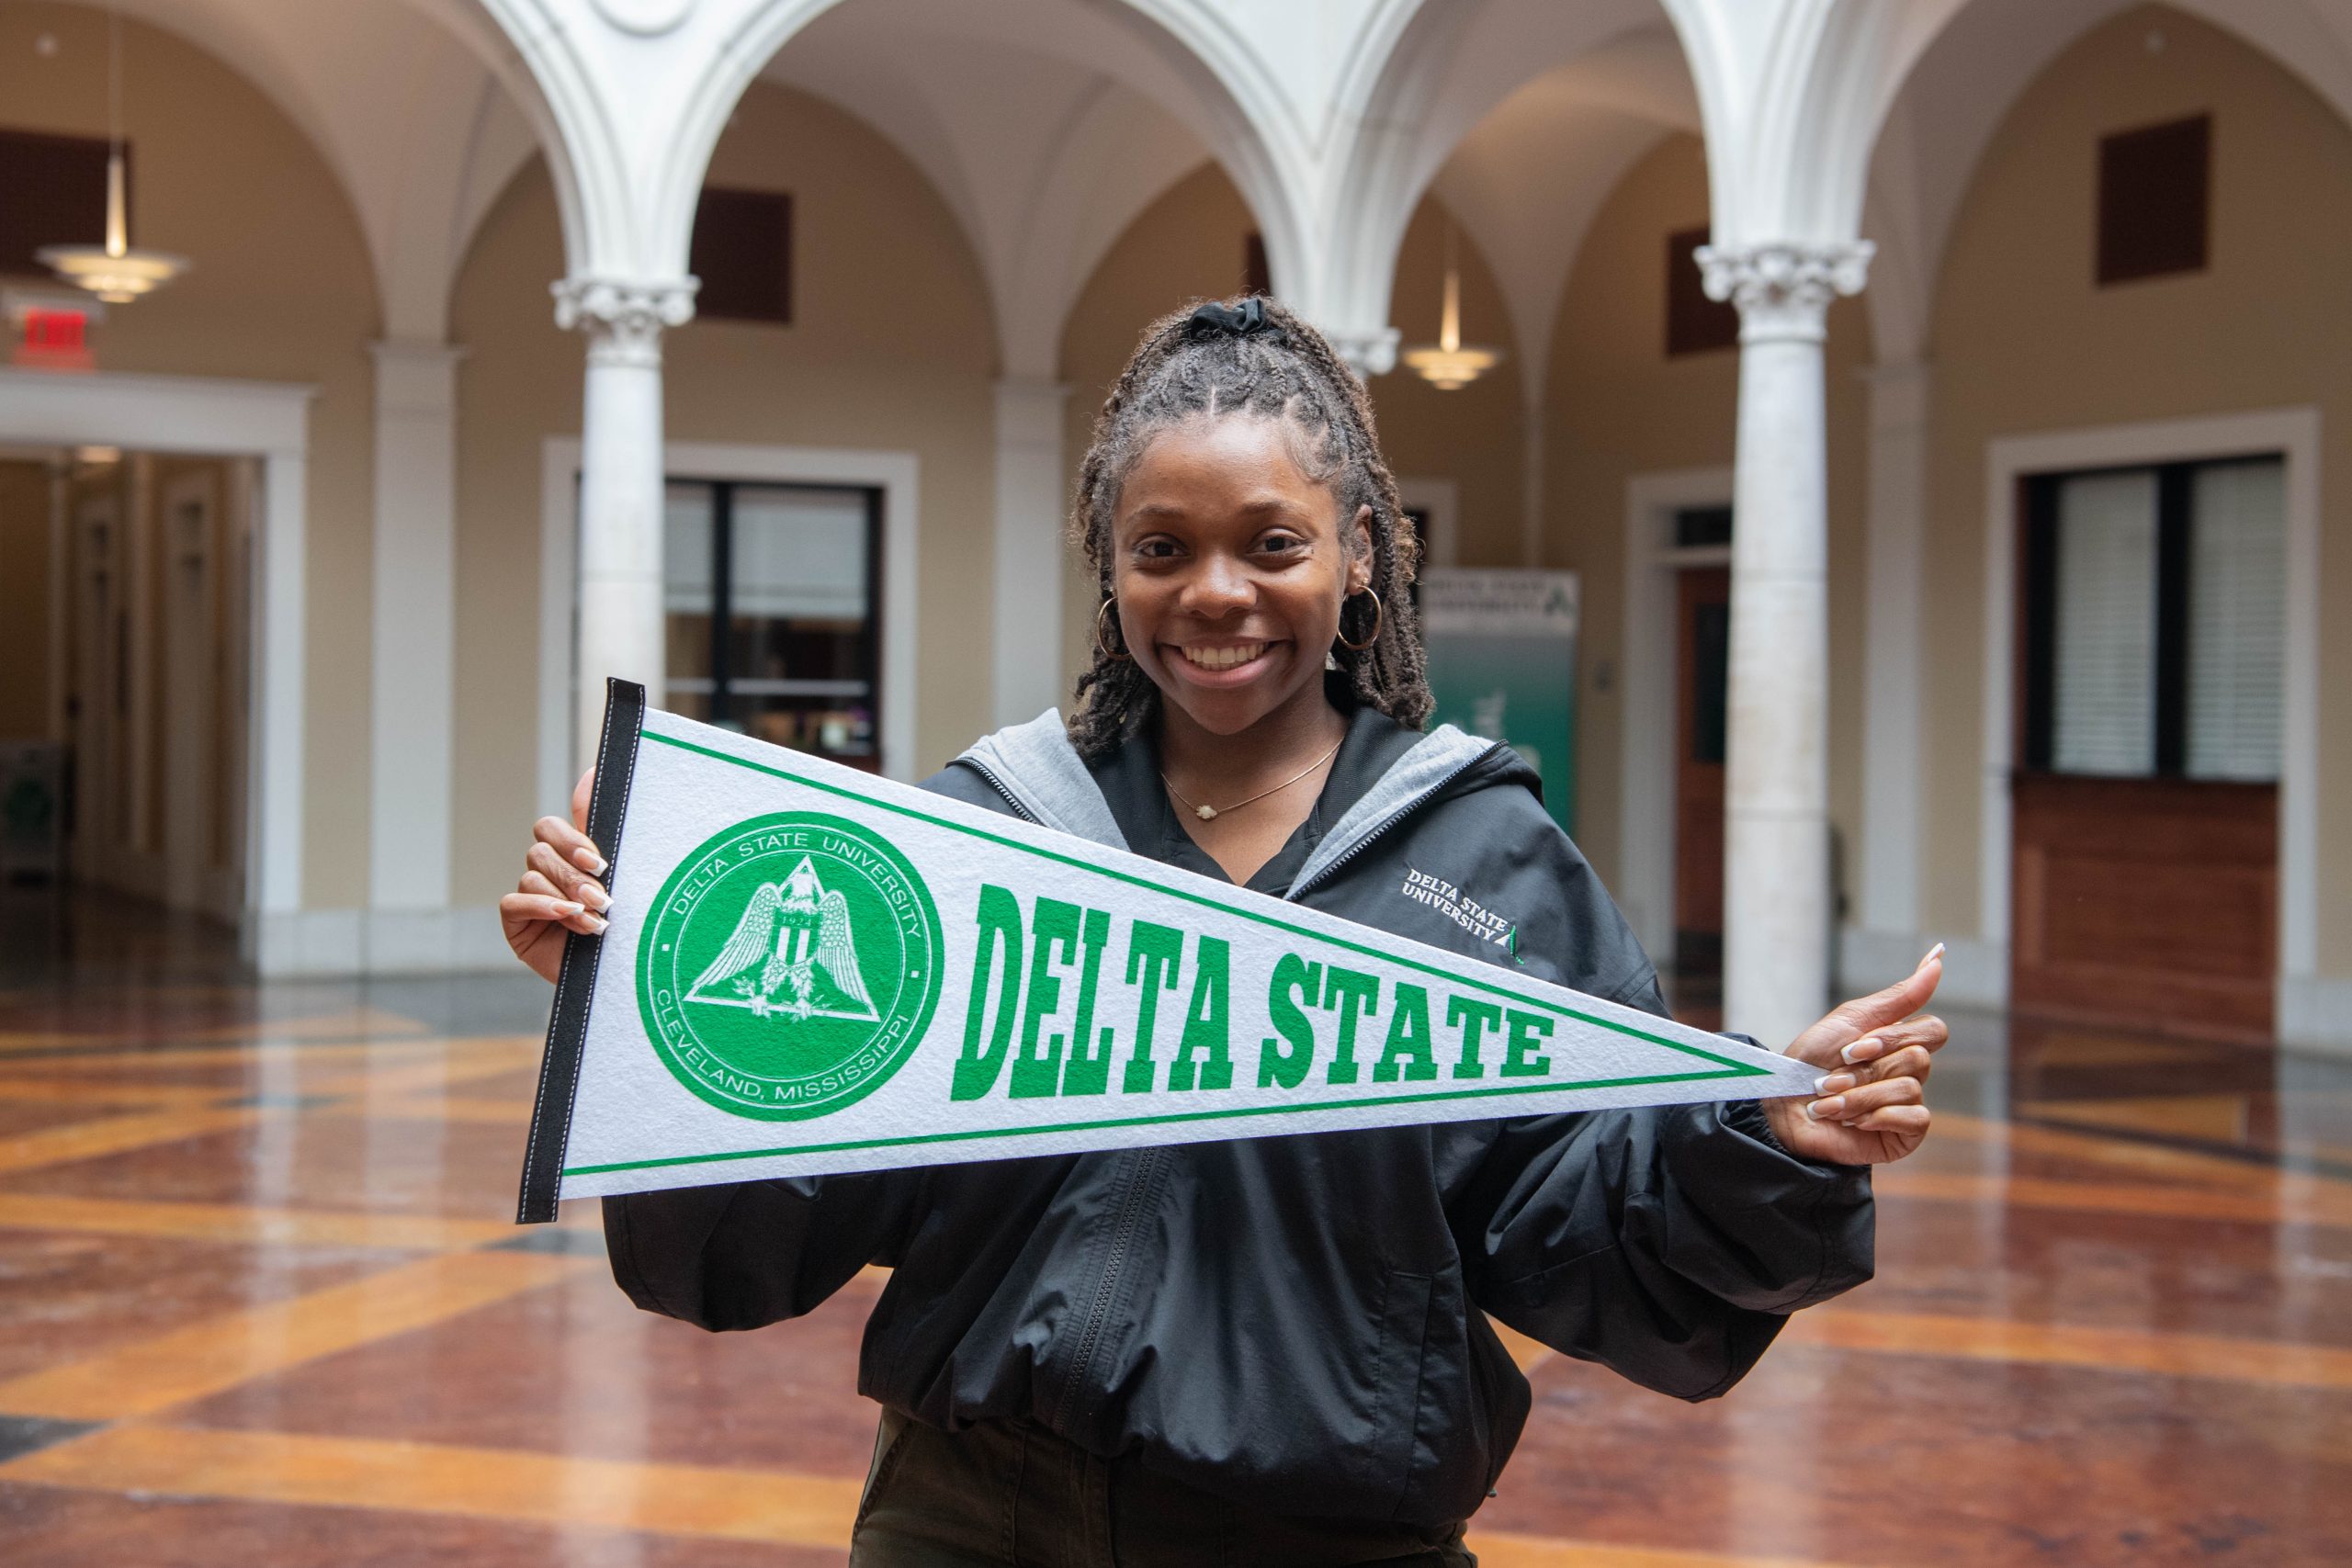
[
  {"xmin": 1919, "ymin": 941, "xmax": 1946, "ymax": 969},
  {"xmin": 1841, "ymin": 1036, "xmax": 1884, "ymax": 1065},
  {"xmin": 1805, "ymin": 1096, "xmax": 1846, "ymax": 1122},
  {"xmin": 582, "ymin": 913, "xmax": 607, "ymax": 935},
  {"xmin": 582, "ymin": 884, "xmax": 612, "ymax": 912},
  {"xmin": 553, "ymin": 901, "xmax": 583, "ymax": 917},
  {"xmin": 573, "ymin": 848, "xmax": 608, "ymax": 874},
  {"xmin": 1815, "ymin": 1073, "xmax": 1854, "ymax": 1095}
]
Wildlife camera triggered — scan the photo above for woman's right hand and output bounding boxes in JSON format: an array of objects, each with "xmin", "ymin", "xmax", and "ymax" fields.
[{"xmin": 500, "ymin": 768, "xmax": 611, "ymax": 984}]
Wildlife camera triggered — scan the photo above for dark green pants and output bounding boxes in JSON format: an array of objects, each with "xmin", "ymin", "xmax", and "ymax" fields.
[{"xmin": 849, "ymin": 1409, "xmax": 1477, "ymax": 1568}]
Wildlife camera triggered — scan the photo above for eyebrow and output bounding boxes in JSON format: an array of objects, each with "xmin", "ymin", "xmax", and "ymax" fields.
[{"xmin": 1125, "ymin": 496, "xmax": 1317, "ymax": 523}]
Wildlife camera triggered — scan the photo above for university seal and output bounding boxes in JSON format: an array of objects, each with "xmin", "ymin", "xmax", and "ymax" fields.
[{"xmin": 637, "ymin": 811, "xmax": 943, "ymax": 1120}]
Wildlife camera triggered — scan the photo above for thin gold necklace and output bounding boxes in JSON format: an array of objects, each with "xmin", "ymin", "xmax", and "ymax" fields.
[{"xmin": 1161, "ymin": 735, "xmax": 1344, "ymax": 822}]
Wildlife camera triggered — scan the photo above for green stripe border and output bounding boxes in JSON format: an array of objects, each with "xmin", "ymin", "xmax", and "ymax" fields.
[{"xmin": 566, "ymin": 728, "xmax": 1769, "ymax": 1178}]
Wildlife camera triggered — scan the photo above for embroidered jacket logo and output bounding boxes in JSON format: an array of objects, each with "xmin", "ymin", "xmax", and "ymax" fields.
[
  {"xmin": 1399, "ymin": 868, "xmax": 1517, "ymax": 953},
  {"xmin": 639, "ymin": 812, "xmax": 944, "ymax": 1120}
]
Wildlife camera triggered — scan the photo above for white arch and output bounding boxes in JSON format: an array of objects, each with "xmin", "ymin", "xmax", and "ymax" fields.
[
  {"xmin": 85, "ymin": 0, "xmax": 583, "ymax": 339},
  {"xmin": 641, "ymin": 0, "xmax": 1309, "ymax": 340},
  {"xmin": 1314, "ymin": 0, "xmax": 1693, "ymax": 371},
  {"xmin": 752, "ymin": 5, "xmax": 1226, "ymax": 379}
]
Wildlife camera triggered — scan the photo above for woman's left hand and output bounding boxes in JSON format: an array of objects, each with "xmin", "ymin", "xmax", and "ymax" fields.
[{"xmin": 1760, "ymin": 946, "xmax": 1948, "ymax": 1166}]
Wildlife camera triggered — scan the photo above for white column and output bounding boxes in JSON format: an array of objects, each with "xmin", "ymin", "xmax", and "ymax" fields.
[
  {"xmin": 1856, "ymin": 361, "xmax": 1931, "ymax": 962},
  {"xmin": 253, "ymin": 449, "xmax": 308, "ymax": 923},
  {"xmin": 991, "ymin": 377, "xmax": 1071, "ymax": 728},
  {"xmin": 1699, "ymin": 241, "xmax": 1871, "ymax": 1050},
  {"xmin": 553, "ymin": 277, "xmax": 695, "ymax": 768},
  {"xmin": 368, "ymin": 340, "xmax": 466, "ymax": 921}
]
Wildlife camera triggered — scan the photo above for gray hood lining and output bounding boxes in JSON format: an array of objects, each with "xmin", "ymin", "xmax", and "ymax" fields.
[
  {"xmin": 957, "ymin": 714, "xmax": 1498, "ymax": 897},
  {"xmin": 955, "ymin": 710, "xmax": 1130, "ymax": 853}
]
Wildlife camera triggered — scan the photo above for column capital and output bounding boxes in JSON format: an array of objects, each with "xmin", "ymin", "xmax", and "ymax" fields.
[
  {"xmin": 1323, "ymin": 323, "xmax": 1399, "ymax": 378},
  {"xmin": 1696, "ymin": 241, "xmax": 1873, "ymax": 344},
  {"xmin": 551, "ymin": 276, "xmax": 698, "ymax": 367}
]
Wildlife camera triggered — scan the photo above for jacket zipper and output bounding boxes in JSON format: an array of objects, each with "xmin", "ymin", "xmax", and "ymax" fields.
[
  {"xmin": 954, "ymin": 758, "xmax": 1040, "ymax": 826},
  {"xmin": 1046, "ymin": 1142, "xmax": 1166, "ymax": 1431},
  {"xmin": 1285, "ymin": 743, "xmax": 1500, "ymax": 902}
]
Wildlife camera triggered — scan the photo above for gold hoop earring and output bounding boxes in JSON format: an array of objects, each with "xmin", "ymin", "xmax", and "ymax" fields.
[
  {"xmin": 1336, "ymin": 589, "xmax": 1383, "ymax": 653},
  {"xmin": 1094, "ymin": 598, "xmax": 1132, "ymax": 662}
]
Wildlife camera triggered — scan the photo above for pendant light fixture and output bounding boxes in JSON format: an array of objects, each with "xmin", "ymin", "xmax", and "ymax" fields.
[
  {"xmin": 1401, "ymin": 220, "xmax": 1499, "ymax": 391},
  {"xmin": 39, "ymin": 10, "xmax": 187, "ymax": 305}
]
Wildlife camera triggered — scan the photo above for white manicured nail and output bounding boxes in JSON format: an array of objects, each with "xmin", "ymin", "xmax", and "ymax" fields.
[
  {"xmin": 1841, "ymin": 1036, "xmax": 1883, "ymax": 1065},
  {"xmin": 581, "ymin": 913, "xmax": 607, "ymax": 935},
  {"xmin": 573, "ymin": 847, "xmax": 608, "ymax": 874},
  {"xmin": 1918, "ymin": 942, "xmax": 1945, "ymax": 969},
  {"xmin": 553, "ymin": 901, "xmax": 582, "ymax": 917},
  {"xmin": 1804, "ymin": 1096, "xmax": 1845, "ymax": 1122},
  {"xmin": 581, "ymin": 883, "xmax": 611, "ymax": 912}
]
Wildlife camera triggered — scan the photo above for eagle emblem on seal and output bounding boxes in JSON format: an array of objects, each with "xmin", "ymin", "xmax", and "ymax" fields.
[{"xmin": 684, "ymin": 855, "xmax": 879, "ymax": 1023}]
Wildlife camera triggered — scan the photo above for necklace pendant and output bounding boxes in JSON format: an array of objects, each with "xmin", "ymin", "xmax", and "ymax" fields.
[{"xmin": 1195, "ymin": 804, "xmax": 1217, "ymax": 821}]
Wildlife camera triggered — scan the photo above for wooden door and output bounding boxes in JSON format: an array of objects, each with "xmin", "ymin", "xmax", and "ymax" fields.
[
  {"xmin": 2011, "ymin": 775, "xmax": 2276, "ymax": 1042},
  {"xmin": 1673, "ymin": 567, "xmax": 1728, "ymax": 976}
]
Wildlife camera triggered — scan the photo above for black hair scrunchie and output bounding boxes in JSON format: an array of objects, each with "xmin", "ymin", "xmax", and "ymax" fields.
[{"xmin": 1185, "ymin": 297, "xmax": 1285, "ymax": 344}]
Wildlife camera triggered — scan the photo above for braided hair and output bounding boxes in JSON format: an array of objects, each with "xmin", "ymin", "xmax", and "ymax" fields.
[{"xmin": 1066, "ymin": 295, "xmax": 1431, "ymax": 761}]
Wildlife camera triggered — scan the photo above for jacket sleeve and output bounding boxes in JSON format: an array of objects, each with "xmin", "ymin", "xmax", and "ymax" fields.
[
  {"xmin": 599, "ymin": 761, "xmax": 1019, "ymax": 1331},
  {"xmin": 1442, "ymin": 779, "xmax": 1873, "ymax": 1400},
  {"xmin": 603, "ymin": 1171, "xmax": 922, "ymax": 1331}
]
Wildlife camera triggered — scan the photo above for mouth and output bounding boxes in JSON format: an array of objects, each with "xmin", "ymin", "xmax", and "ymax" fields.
[
  {"xmin": 1167, "ymin": 639, "xmax": 1283, "ymax": 684},
  {"xmin": 1177, "ymin": 641, "xmax": 1270, "ymax": 671}
]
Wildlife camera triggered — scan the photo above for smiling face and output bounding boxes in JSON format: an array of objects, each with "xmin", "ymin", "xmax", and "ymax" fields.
[{"xmin": 1109, "ymin": 413, "xmax": 1373, "ymax": 738}]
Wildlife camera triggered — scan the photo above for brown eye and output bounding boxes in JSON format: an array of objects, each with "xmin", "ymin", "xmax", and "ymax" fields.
[{"xmin": 1258, "ymin": 532, "xmax": 1306, "ymax": 556}]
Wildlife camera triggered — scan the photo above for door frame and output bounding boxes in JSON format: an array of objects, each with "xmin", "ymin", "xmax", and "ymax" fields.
[
  {"xmin": 0, "ymin": 368, "xmax": 310, "ymax": 956},
  {"xmin": 1981, "ymin": 408, "xmax": 2321, "ymax": 1037},
  {"xmin": 1619, "ymin": 466, "xmax": 1734, "ymax": 965}
]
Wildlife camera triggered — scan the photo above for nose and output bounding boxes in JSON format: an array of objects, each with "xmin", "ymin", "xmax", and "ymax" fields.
[{"xmin": 1179, "ymin": 550, "xmax": 1254, "ymax": 621}]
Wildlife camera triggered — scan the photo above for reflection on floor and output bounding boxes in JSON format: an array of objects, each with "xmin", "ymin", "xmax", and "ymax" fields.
[{"xmin": 1, "ymin": 887, "xmax": 2348, "ymax": 1564}]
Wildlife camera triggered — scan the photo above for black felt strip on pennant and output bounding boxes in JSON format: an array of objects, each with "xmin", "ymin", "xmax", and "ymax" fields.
[{"xmin": 515, "ymin": 678, "xmax": 646, "ymax": 1224}]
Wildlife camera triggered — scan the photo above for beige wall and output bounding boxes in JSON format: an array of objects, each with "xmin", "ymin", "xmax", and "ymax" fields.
[
  {"xmin": 1921, "ymin": 5, "xmax": 2352, "ymax": 972},
  {"xmin": 1377, "ymin": 200, "xmax": 1525, "ymax": 570},
  {"xmin": 0, "ymin": 6, "xmax": 379, "ymax": 909},
  {"xmin": 0, "ymin": 459, "xmax": 52, "ymax": 741},
  {"xmin": 448, "ymin": 80, "xmax": 998, "ymax": 906},
  {"xmin": 1544, "ymin": 133, "xmax": 1871, "ymax": 894}
]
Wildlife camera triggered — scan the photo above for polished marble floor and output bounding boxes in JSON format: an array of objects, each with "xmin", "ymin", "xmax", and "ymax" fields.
[{"xmin": 2, "ymin": 886, "xmax": 2348, "ymax": 1565}]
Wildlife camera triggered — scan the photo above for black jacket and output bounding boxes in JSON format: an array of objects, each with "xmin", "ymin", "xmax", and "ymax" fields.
[{"xmin": 604, "ymin": 707, "xmax": 1873, "ymax": 1529}]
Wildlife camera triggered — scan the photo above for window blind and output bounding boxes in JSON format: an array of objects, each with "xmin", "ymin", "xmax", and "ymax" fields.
[
  {"xmin": 2052, "ymin": 470, "xmax": 2159, "ymax": 775},
  {"xmin": 729, "ymin": 487, "xmax": 868, "ymax": 620},
  {"xmin": 2186, "ymin": 460, "xmax": 2285, "ymax": 780}
]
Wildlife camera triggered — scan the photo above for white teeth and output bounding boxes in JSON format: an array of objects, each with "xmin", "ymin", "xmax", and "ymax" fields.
[{"xmin": 1180, "ymin": 642, "xmax": 1268, "ymax": 671}]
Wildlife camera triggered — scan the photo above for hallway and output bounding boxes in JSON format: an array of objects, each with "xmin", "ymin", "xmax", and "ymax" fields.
[{"xmin": 0, "ymin": 892, "xmax": 2346, "ymax": 1565}]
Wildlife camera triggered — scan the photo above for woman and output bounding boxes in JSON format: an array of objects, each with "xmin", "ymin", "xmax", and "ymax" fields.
[{"xmin": 503, "ymin": 298, "xmax": 1944, "ymax": 1566}]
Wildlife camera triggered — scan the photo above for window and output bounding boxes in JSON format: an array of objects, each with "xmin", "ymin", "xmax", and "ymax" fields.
[
  {"xmin": 2098, "ymin": 115, "xmax": 2210, "ymax": 286},
  {"xmin": 1665, "ymin": 226, "xmax": 1739, "ymax": 357},
  {"xmin": 689, "ymin": 188, "xmax": 792, "ymax": 323},
  {"xmin": 1673, "ymin": 504, "xmax": 1733, "ymax": 549},
  {"xmin": 0, "ymin": 127, "xmax": 115, "ymax": 275},
  {"xmin": 2022, "ymin": 456, "xmax": 2282, "ymax": 780},
  {"xmin": 663, "ymin": 480, "xmax": 882, "ymax": 769}
]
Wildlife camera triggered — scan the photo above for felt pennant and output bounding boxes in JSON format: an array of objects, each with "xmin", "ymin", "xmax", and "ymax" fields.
[{"xmin": 516, "ymin": 682, "xmax": 1820, "ymax": 1221}]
